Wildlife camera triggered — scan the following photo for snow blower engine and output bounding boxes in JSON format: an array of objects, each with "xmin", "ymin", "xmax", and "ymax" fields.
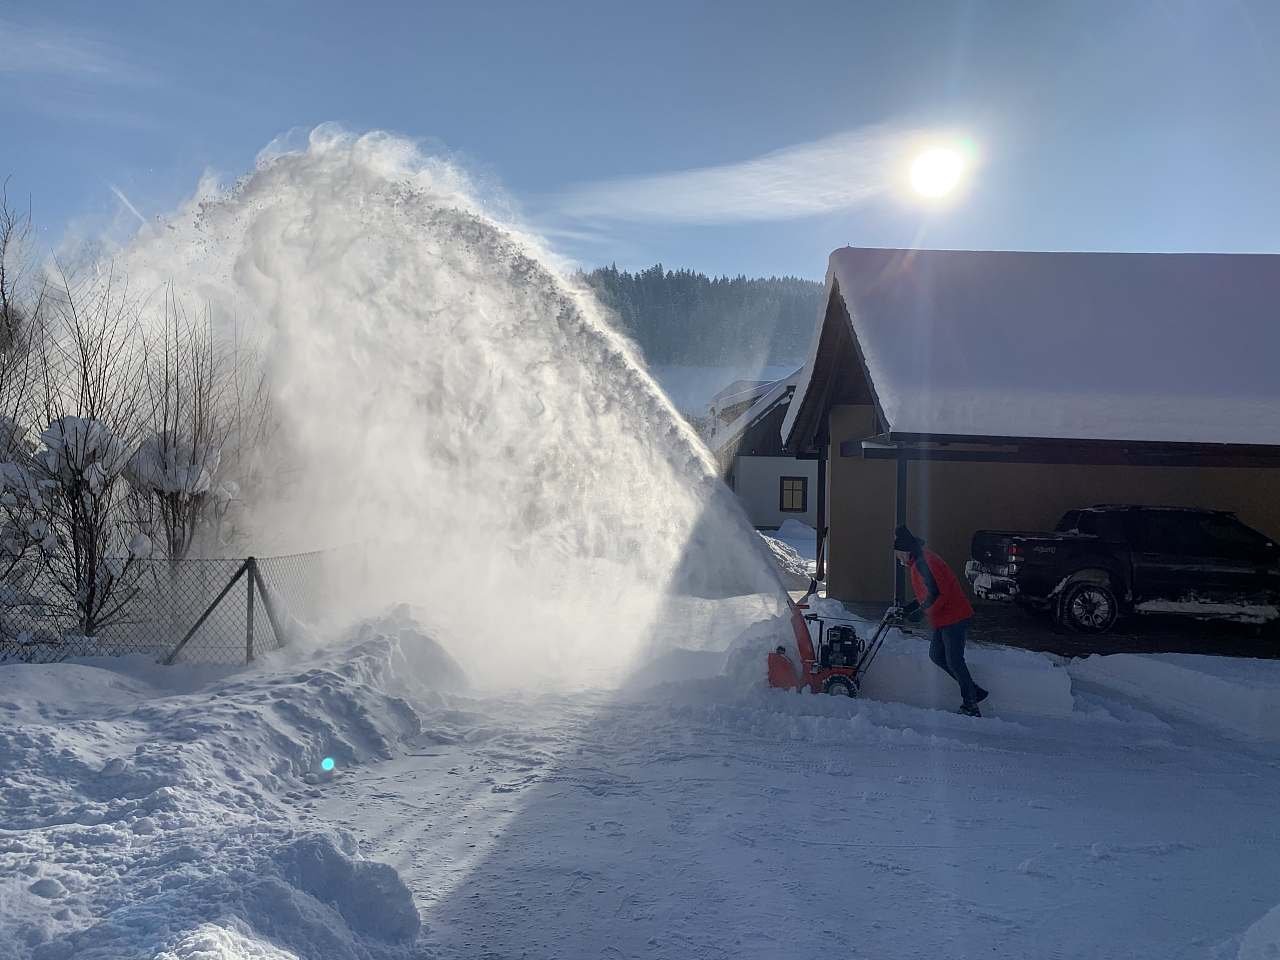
[{"xmin": 766, "ymin": 593, "xmax": 902, "ymax": 697}]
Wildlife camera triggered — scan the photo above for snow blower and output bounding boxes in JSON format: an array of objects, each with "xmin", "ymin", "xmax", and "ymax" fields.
[{"xmin": 767, "ymin": 589, "xmax": 902, "ymax": 697}]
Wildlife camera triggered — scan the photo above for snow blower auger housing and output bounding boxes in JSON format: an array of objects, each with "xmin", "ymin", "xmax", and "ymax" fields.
[{"xmin": 767, "ymin": 594, "xmax": 902, "ymax": 697}]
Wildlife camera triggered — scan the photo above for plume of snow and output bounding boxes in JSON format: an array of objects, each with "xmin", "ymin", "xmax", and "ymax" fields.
[{"xmin": 115, "ymin": 126, "xmax": 785, "ymax": 686}]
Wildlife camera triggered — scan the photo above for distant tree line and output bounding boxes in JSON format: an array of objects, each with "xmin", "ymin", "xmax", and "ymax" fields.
[{"xmin": 580, "ymin": 264, "xmax": 822, "ymax": 366}]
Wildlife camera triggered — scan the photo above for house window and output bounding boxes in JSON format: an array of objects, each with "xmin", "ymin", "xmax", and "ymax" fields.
[{"xmin": 779, "ymin": 476, "xmax": 808, "ymax": 513}]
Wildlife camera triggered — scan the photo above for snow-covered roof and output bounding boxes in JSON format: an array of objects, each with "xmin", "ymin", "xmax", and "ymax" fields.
[
  {"xmin": 783, "ymin": 247, "xmax": 1280, "ymax": 447},
  {"xmin": 708, "ymin": 380, "xmax": 778, "ymax": 423},
  {"xmin": 710, "ymin": 378, "xmax": 774, "ymax": 407},
  {"xmin": 712, "ymin": 367, "xmax": 803, "ymax": 455}
]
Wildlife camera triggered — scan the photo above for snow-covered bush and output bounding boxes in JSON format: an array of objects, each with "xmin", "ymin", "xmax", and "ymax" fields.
[
  {"xmin": 0, "ymin": 193, "xmax": 271, "ymax": 653},
  {"xmin": 24, "ymin": 272, "xmax": 149, "ymax": 640}
]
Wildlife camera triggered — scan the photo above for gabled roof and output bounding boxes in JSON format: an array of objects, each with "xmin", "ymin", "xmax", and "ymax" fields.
[
  {"xmin": 712, "ymin": 367, "xmax": 802, "ymax": 456},
  {"xmin": 783, "ymin": 247, "xmax": 1280, "ymax": 450}
]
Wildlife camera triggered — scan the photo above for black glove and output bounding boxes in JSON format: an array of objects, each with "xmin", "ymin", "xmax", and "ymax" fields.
[{"xmin": 902, "ymin": 600, "xmax": 924, "ymax": 623}]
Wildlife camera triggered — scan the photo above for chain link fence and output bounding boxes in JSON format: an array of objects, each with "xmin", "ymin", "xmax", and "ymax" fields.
[{"xmin": 0, "ymin": 550, "xmax": 337, "ymax": 665}]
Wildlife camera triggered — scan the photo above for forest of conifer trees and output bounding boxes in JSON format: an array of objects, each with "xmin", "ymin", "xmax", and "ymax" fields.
[{"xmin": 581, "ymin": 264, "xmax": 822, "ymax": 366}]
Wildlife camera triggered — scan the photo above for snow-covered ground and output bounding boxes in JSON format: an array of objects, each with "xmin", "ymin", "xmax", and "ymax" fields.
[{"xmin": 5, "ymin": 604, "xmax": 1280, "ymax": 960}]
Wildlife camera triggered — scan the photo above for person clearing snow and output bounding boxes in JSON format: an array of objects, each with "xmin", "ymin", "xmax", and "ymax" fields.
[{"xmin": 893, "ymin": 524, "xmax": 989, "ymax": 716}]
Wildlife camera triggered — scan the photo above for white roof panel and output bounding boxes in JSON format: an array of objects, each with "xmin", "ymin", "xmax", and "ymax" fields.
[{"xmin": 790, "ymin": 247, "xmax": 1280, "ymax": 446}]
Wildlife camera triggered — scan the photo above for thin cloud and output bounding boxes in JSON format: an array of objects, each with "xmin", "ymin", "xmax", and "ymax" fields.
[
  {"xmin": 557, "ymin": 126, "xmax": 918, "ymax": 224},
  {"xmin": 0, "ymin": 17, "xmax": 153, "ymax": 83}
]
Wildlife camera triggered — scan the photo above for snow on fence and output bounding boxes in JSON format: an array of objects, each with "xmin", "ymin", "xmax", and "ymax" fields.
[{"xmin": 0, "ymin": 550, "xmax": 333, "ymax": 665}]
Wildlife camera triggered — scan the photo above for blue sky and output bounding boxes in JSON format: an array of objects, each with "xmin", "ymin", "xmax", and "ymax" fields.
[{"xmin": 3, "ymin": 1, "xmax": 1279, "ymax": 279}]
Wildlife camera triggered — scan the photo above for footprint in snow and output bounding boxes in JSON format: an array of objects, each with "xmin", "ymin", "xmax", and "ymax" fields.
[{"xmin": 29, "ymin": 877, "xmax": 65, "ymax": 898}]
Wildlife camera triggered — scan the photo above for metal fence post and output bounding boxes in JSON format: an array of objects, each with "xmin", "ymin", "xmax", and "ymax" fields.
[
  {"xmin": 162, "ymin": 559, "xmax": 251, "ymax": 665},
  {"xmin": 249, "ymin": 562, "xmax": 288, "ymax": 649},
  {"xmin": 246, "ymin": 557, "xmax": 256, "ymax": 663}
]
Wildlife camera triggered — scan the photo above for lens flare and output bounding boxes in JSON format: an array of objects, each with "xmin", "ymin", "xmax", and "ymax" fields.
[
  {"xmin": 910, "ymin": 146, "xmax": 966, "ymax": 198},
  {"xmin": 321, "ymin": 757, "xmax": 335, "ymax": 772}
]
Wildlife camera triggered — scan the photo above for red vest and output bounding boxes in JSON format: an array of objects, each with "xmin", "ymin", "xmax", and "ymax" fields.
[{"xmin": 909, "ymin": 549, "xmax": 974, "ymax": 629}]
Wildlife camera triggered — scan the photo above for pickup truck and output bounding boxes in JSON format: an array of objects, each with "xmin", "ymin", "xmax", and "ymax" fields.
[{"xmin": 965, "ymin": 505, "xmax": 1280, "ymax": 633}]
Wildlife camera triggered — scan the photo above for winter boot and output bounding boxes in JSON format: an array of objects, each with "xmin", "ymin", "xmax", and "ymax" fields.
[
  {"xmin": 957, "ymin": 703, "xmax": 982, "ymax": 718},
  {"xmin": 974, "ymin": 687, "xmax": 989, "ymax": 705}
]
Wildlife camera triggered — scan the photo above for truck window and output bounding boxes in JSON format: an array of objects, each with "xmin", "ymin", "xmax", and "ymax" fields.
[
  {"xmin": 1187, "ymin": 514, "xmax": 1269, "ymax": 558},
  {"xmin": 1056, "ymin": 511, "xmax": 1081, "ymax": 533},
  {"xmin": 1129, "ymin": 511, "xmax": 1191, "ymax": 553},
  {"xmin": 1077, "ymin": 512, "xmax": 1127, "ymax": 541}
]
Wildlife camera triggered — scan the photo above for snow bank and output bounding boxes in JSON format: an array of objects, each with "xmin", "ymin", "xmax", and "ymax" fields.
[
  {"xmin": 859, "ymin": 631, "xmax": 1074, "ymax": 717},
  {"xmin": 1069, "ymin": 652, "xmax": 1280, "ymax": 742},
  {"xmin": 0, "ymin": 609, "xmax": 461, "ymax": 959}
]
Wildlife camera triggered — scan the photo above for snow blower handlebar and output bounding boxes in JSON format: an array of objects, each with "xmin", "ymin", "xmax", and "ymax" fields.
[{"xmin": 854, "ymin": 605, "xmax": 905, "ymax": 680}]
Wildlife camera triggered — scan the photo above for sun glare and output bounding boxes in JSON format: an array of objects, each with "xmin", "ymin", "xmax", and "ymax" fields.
[{"xmin": 910, "ymin": 146, "xmax": 966, "ymax": 198}]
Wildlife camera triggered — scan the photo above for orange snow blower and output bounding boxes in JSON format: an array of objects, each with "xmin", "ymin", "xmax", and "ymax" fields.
[{"xmin": 767, "ymin": 592, "xmax": 902, "ymax": 697}]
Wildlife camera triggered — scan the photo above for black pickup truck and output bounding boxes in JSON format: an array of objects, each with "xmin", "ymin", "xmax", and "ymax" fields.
[{"xmin": 965, "ymin": 505, "xmax": 1280, "ymax": 633}]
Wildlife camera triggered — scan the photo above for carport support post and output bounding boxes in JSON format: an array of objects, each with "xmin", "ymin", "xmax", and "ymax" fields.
[
  {"xmin": 245, "ymin": 557, "xmax": 256, "ymax": 663},
  {"xmin": 815, "ymin": 422, "xmax": 828, "ymax": 582},
  {"xmin": 894, "ymin": 447, "xmax": 908, "ymax": 604}
]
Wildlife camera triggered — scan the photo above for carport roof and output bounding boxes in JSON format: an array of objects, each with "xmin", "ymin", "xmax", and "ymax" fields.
[{"xmin": 782, "ymin": 247, "xmax": 1280, "ymax": 452}]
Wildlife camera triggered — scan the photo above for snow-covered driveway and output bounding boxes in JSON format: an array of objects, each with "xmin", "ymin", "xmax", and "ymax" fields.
[
  {"xmin": 6, "ymin": 613, "xmax": 1280, "ymax": 960},
  {"xmin": 317, "ymin": 677, "xmax": 1280, "ymax": 960}
]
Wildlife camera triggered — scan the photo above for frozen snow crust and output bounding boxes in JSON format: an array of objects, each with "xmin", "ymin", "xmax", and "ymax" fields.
[{"xmin": 0, "ymin": 609, "xmax": 464, "ymax": 960}]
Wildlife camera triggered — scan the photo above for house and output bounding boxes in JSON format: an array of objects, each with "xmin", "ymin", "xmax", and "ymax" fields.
[
  {"xmin": 709, "ymin": 368, "xmax": 818, "ymax": 530},
  {"xmin": 781, "ymin": 246, "xmax": 1280, "ymax": 602}
]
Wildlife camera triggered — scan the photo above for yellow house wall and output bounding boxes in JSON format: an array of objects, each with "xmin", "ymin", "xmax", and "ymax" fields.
[{"xmin": 825, "ymin": 403, "xmax": 1280, "ymax": 602}]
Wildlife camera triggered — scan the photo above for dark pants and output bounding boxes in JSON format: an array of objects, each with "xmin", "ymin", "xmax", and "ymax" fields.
[{"xmin": 929, "ymin": 618, "xmax": 983, "ymax": 706}]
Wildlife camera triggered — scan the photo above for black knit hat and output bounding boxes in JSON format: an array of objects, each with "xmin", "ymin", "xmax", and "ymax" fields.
[{"xmin": 893, "ymin": 525, "xmax": 922, "ymax": 552}]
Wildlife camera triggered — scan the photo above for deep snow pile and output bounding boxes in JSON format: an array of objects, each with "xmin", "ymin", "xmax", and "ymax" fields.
[{"xmin": 0, "ymin": 610, "xmax": 463, "ymax": 960}]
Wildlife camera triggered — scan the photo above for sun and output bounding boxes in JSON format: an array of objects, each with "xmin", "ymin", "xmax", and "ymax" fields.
[{"xmin": 910, "ymin": 146, "xmax": 966, "ymax": 198}]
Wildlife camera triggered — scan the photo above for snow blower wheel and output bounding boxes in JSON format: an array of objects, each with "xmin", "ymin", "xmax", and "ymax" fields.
[{"xmin": 823, "ymin": 676, "xmax": 858, "ymax": 697}]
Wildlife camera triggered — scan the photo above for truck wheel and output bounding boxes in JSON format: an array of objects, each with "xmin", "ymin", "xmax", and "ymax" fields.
[
  {"xmin": 1057, "ymin": 580, "xmax": 1119, "ymax": 633},
  {"xmin": 823, "ymin": 676, "xmax": 859, "ymax": 697}
]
